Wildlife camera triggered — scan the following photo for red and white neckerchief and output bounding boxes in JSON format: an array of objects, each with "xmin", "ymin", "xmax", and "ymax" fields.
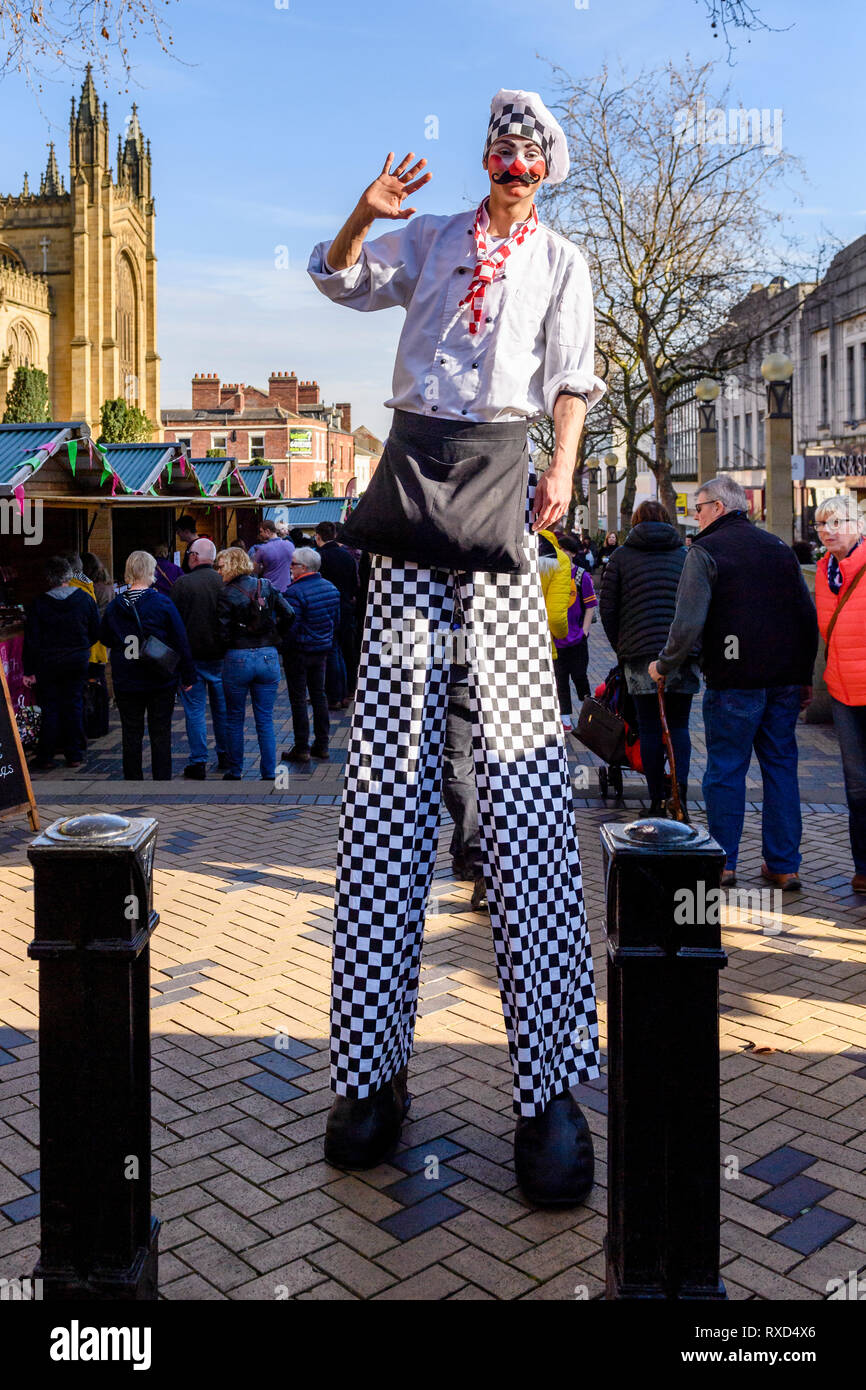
[{"xmin": 458, "ymin": 197, "xmax": 539, "ymax": 336}]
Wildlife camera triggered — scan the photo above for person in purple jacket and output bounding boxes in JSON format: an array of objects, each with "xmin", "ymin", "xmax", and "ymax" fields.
[{"xmin": 554, "ymin": 534, "xmax": 597, "ymax": 731}]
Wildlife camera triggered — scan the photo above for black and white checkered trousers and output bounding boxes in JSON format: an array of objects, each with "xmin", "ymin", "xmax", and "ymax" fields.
[{"xmin": 330, "ymin": 486, "xmax": 600, "ymax": 1118}]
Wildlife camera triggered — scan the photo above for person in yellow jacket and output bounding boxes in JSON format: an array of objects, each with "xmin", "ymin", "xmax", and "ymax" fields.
[
  {"xmin": 538, "ymin": 528, "xmax": 597, "ymax": 731},
  {"xmin": 62, "ymin": 550, "xmax": 110, "ymax": 737}
]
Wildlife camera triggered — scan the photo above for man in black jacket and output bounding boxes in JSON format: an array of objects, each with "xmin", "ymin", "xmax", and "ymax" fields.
[
  {"xmin": 281, "ymin": 547, "xmax": 341, "ymax": 764},
  {"xmin": 315, "ymin": 521, "xmax": 359, "ymax": 703},
  {"xmin": 649, "ymin": 476, "xmax": 818, "ymax": 890},
  {"xmin": 171, "ymin": 539, "xmax": 227, "ymax": 778}
]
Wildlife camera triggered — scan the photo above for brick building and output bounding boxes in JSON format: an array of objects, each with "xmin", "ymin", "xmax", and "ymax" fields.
[{"xmin": 162, "ymin": 370, "xmax": 355, "ymax": 496}]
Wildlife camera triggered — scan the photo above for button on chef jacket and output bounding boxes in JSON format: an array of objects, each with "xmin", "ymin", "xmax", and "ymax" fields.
[{"xmin": 307, "ymin": 210, "xmax": 606, "ymax": 423}]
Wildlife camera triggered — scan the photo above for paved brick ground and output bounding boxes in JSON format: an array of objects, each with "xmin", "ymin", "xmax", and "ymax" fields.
[
  {"xmin": 0, "ymin": 627, "xmax": 862, "ymax": 1300},
  {"xmin": 1, "ymin": 791, "xmax": 864, "ymax": 1300}
]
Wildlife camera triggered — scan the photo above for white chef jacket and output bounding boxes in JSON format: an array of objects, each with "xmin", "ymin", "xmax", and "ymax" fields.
[{"xmin": 307, "ymin": 210, "xmax": 606, "ymax": 423}]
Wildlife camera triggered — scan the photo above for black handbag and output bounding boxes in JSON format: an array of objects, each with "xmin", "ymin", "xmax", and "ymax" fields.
[
  {"xmin": 83, "ymin": 671, "xmax": 110, "ymax": 739},
  {"xmin": 575, "ymin": 696, "xmax": 626, "ymax": 764},
  {"xmin": 128, "ymin": 600, "xmax": 180, "ymax": 679},
  {"xmin": 340, "ymin": 409, "xmax": 531, "ymax": 574}
]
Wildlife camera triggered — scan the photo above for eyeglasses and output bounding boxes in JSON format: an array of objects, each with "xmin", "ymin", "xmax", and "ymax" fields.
[{"xmin": 694, "ymin": 500, "xmax": 718, "ymax": 514}]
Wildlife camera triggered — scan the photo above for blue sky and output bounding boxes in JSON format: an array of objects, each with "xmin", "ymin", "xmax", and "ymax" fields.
[{"xmin": 1, "ymin": 0, "xmax": 863, "ymax": 440}]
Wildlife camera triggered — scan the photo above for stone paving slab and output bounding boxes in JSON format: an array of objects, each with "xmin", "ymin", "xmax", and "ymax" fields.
[{"xmin": 0, "ymin": 789, "xmax": 864, "ymax": 1300}]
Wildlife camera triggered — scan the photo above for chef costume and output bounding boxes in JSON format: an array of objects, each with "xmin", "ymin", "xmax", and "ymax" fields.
[{"xmin": 308, "ymin": 88, "xmax": 606, "ymax": 1118}]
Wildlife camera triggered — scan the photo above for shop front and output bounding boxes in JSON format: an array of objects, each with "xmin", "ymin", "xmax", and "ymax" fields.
[{"xmin": 796, "ymin": 452, "xmax": 866, "ymax": 542}]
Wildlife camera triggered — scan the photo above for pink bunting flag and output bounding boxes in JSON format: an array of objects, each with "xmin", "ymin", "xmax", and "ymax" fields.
[
  {"xmin": 111, "ymin": 472, "xmax": 119, "ymax": 497},
  {"xmin": 12, "ymin": 484, "xmax": 26, "ymax": 516}
]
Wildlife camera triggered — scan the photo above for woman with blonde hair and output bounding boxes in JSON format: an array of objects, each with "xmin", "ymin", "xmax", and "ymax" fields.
[
  {"xmin": 815, "ymin": 494, "xmax": 866, "ymax": 892},
  {"xmin": 100, "ymin": 550, "xmax": 195, "ymax": 779},
  {"xmin": 215, "ymin": 546, "xmax": 294, "ymax": 780}
]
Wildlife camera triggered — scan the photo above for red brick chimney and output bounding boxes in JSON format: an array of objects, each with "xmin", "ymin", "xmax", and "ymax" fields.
[
  {"xmin": 298, "ymin": 378, "xmax": 320, "ymax": 407},
  {"xmin": 191, "ymin": 372, "xmax": 221, "ymax": 409},
  {"xmin": 269, "ymin": 371, "xmax": 299, "ymax": 414},
  {"xmin": 336, "ymin": 401, "xmax": 352, "ymax": 434},
  {"xmin": 216, "ymin": 383, "xmax": 244, "ymax": 412}
]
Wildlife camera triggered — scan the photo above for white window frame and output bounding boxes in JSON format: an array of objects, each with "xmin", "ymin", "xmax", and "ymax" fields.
[
  {"xmin": 211, "ymin": 433, "xmax": 228, "ymax": 453},
  {"xmin": 249, "ymin": 434, "xmax": 266, "ymax": 460}
]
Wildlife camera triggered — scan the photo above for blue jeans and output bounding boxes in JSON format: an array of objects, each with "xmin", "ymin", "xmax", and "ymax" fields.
[
  {"xmin": 222, "ymin": 647, "xmax": 281, "ymax": 778},
  {"xmin": 702, "ymin": 685, "xmax": 803, "ymax": 873},
  {"xmin": 633, "ymin": 692, "xmax": 693, "ymax": 804},
  {"xmin": 830, "ymin": 698, "xmax": 866, "ymax": 874},
  {"xmin": 179, "ymin": 659, "xmax": 227, "ymax": 766}
]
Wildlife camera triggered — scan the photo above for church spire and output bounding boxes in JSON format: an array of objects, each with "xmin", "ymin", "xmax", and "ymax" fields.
[
  {"xmin": 119, "ymin": 101, "xmax": 150, "ymax": 201},
  {"xmin": 21, "ymin": 171, "xmax": 30, "ymax": 197},
  {"xmin": 42, "ymin": 143, "xmax": 64, "ymax": 197},
  {"xmin": 70, "ymin": 63, "xmax": 109, "ymax": 189},
  {"xmin": 77, "ymin": 63, "xmax": 101, "ymax": 124}
]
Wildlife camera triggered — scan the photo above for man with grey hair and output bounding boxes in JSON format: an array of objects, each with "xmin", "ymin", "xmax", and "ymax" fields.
[
  {"xmin": 171, "ymin": 537, "xmax": 228, "ymax": 778},
  {"xmin": 281, "ymin": 546, "xmax": 341, "ymax": 764},
  {"xmin": 649, "ymin": 476, "xmax": 818, "ymax": 890}
]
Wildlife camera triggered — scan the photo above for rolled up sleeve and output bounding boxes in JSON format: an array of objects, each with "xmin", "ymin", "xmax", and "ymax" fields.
[
  {"xmin": 307, "ymin": 215, "xmax": 437, "ymax": 312},
  {"xmin": 543, "ymin": 246, "xmax": 606, "ymax": 417}
]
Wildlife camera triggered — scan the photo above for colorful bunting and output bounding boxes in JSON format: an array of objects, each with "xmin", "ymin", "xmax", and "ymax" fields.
[
  {"xmin": 67, "ymin": 439, "xmax": 77, "ymax": 476},
  {"xmin": 12, "ymin": 484, "xmax": 26, "ymax": 516},
  {"xmin": 100, "ymin": 466, "xmax": 111, "ymax": 487}
]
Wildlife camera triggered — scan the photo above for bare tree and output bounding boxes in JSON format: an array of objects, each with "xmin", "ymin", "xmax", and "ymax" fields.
[
  {"xmin": 0, "ymin": 1, "xmax": 179, "ymax": 89},
  {"xmin": 698, "ymin": 0, "xmax": 790, "ymax": 60},
  {"xmin": 541, "ymin": 58, "xmax": 812, "ymax": 519}
]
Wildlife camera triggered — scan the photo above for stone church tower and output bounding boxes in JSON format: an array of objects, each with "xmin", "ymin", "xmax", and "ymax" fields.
[{"xmin": 0, "ymin": 66, "xmax": 160, "ymax": 433}]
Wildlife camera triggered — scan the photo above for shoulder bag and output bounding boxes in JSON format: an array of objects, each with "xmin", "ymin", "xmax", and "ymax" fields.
[{"xmin": 128, "ymin": 599, "xmax": 180, "ymax": 679}]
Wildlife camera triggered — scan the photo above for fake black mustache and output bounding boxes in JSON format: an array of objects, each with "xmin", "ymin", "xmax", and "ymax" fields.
[{"xmin": 491, "ymin": 169, "xmax": 541, "ymax": 186}]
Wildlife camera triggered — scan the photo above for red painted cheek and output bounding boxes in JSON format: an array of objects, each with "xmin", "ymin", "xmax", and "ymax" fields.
[
  {"xmin": 529, "ymin": 158, "xmax": 545, "ymax": 177},
  {"xmin": 488, "ymin": 153, "xmax": 506, "ymax": 172}
]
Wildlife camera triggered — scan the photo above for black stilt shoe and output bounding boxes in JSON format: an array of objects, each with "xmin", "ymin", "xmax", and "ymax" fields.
[
  {"xmin": 514, "ymin": 1088, "xmax": 595, "ymax": 1208},
  {"xmin": 324, "ymin": 1066, "xmax": 411, "ymax": 1170}
]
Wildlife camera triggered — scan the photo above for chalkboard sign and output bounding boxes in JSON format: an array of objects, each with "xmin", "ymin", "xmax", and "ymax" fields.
[{"xmin": 0, "ymin": 660, "xmax": 39, "ymax": 832}]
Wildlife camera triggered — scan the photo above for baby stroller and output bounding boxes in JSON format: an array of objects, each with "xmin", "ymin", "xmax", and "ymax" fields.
[{"xmin": 575, "ymin": 666, "xmax": 643, "ymax": 800}]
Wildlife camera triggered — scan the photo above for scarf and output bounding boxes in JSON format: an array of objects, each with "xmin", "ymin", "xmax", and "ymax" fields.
[
  {"xmin": 459, "ymin": 197, "xmax": 539, "ymax": 336},
  {"xmin": 828, "ymin": 537, "xmax": 863, "ymax": 595}
]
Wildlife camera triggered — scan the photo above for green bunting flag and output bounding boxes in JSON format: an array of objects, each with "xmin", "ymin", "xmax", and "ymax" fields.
[
  {"xmin": 166, "ymin": 460, "xmax": 173, "ymax": 485},
  {"xmin": 67, "ymin": 440, "xmax": 78, "ymax": 476},
  {"xmin": 100, "ymin": 466, "xmax": 111, "ymax": 487}
]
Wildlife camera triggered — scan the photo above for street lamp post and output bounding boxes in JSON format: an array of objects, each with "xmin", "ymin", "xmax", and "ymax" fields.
[
  {"xmin": 586, "ymin": 456, "xmax": 600, "ymax": 534},
  {"xmin": 605, "ymin": 451, "xmax": 619, "ymax": 535},
  {"xmin": 761, "ymin": 353, "xmax": 795, "ymax": 543},
  {"xmin": 695, "ymin": 378, "xmax": 720, "ymax": 489}
]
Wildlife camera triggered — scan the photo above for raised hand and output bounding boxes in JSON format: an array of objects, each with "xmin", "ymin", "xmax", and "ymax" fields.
[{"xmin": 358, "ymin": 151, "xmax": 433, "ymax": 222}]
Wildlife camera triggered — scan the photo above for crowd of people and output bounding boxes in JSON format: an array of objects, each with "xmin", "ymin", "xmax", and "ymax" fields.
[
  {"xmin": 19, "ymin": 476, "xmax": 866, "ymax": 897},
  {"xmin": 21, "ymin": 519, "xmax": 360, "ymax": 783}
]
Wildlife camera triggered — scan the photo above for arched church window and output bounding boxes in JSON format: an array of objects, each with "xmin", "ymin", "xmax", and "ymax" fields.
[
  {"xmin": 8, "ymin": 319, "xmax": 37, "ymax": 368},
  {"xmin": 116, "ymin": 253, "xmax": 139, "ymax": 404},
  {"xmin": 0, "ymin": 243, "xmax": 26, "ymax": 271}
]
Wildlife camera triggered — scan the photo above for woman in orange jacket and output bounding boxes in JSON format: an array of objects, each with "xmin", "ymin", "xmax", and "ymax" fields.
[{"xmin": 815, "ymin": 494, "xmax": 866, "ymax": 892}]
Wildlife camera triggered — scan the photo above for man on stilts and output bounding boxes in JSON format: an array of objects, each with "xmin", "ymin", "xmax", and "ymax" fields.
[{"xmin": 308, "ymin": 89, "xmax": 605, "ymax": 1205}]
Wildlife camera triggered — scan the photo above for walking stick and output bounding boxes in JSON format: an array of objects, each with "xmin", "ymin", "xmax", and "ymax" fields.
[{"xmin": 657, "ymin": 675, "xmax": 684, "ymax": 822}]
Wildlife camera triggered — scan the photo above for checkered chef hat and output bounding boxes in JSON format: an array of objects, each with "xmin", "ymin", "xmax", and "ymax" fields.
[{"xmin": 483, "ymin": 88, "xmax": 569, "ymax": 185}]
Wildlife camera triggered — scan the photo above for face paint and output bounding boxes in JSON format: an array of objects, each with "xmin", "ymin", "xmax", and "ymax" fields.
[{"xmin": 487, "ymin": 137, "xmax": 546, "ymax": 186}]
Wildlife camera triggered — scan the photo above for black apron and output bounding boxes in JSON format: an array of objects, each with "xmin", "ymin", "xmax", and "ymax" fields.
[{"xmin": 341, "ymin": 408, "xmax": 530, "ymax": 574}]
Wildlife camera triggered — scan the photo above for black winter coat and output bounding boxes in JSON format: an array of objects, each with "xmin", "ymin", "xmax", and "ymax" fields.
[
  {"xmin": 217, "ymin": 575, "xmax": 295, "ymax": 651},
  {"xmin": 24, "ymin": 588, "xmax": 100, "ymax": 674},
  {"xmin": 599, "ymin": 522, "xmax": 700, "ymax": 661}
]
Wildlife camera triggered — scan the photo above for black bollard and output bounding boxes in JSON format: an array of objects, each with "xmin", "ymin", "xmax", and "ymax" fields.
[
  {"xmin": 601, "ymin": 817, "xmax": 728, "ymax": 1300},
  {"xmin": 27, "ymin": 813, "xmax": 160, "ymax": 1300}
]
